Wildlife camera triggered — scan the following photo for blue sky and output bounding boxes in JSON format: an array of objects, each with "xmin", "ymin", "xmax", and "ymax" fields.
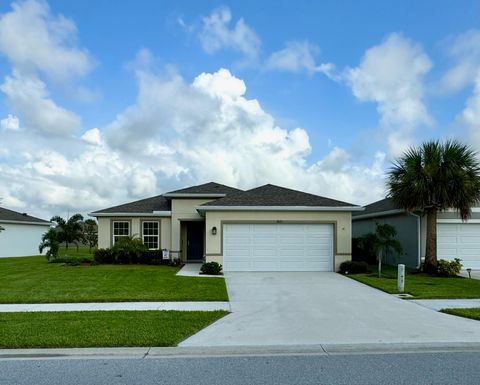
[{"xmin": 0, "ymin": 0, "xmax": 479, "ymax": 218}]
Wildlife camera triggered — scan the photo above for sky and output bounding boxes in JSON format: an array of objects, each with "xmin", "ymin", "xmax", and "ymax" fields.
[{"xmin": 0, "ymin": 0, "xmax": 480, "ymax": 220}]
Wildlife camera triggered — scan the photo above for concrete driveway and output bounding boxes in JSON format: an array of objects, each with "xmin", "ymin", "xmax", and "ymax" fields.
[{"xmin": 180, "ymin": 272, "xmax": 480, "ymax": 347}]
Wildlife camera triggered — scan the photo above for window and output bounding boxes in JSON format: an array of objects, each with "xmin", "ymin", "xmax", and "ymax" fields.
[
  {"xmin": 143, "ymin": 221, "xmax": 160, "ymax": 250},
  {"xmin": 113, "ymin": 221, "xmax": 130, "ymax": 244}
]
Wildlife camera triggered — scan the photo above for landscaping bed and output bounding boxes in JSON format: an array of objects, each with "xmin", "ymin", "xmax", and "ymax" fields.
[
  {"xmin": 0, "ymin": 256, "xmax": 228, "ymax": 303},
  {"xmin": 348, "ymin": 265, "xmax": 480, "ymax": 299},
  {"xmin": 0, "ymin": 310, "xmax": 228, "ymax": 348}
]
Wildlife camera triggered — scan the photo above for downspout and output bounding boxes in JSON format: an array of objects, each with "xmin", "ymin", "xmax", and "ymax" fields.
[{"xmin": 409, "ymin": 212, "xmax": 421, "ymax": 269}]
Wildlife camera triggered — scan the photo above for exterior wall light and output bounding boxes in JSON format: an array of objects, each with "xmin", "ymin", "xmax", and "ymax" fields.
[{"xmin": 211, "ymin": 226, "xmax": 217, "ymax": 235}]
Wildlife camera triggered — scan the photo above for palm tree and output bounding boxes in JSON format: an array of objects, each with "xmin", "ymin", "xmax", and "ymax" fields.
[
  {"xmin": 50, "ymin": 213, "xmax": 84, "ymax": 254},
  {"xmin": 39, "ymin": 228, "xmax": 60, "ymax": 261},
  {"xmin": 388, "ymin": 140, "xmax": 480, "ymax": 274}
]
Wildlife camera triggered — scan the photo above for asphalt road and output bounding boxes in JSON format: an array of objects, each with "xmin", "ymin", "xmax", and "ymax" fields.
[{"xmin": 0, "ymin": 351, "xmax": 479, "ymax": 385}]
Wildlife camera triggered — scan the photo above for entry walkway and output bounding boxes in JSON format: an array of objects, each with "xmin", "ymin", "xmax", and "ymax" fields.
[
  {"xmin": 411, "ymin": 299, "xmax": 480, "ymax": 311},
  {"xmin": 0, "ymin": 301, "xmax": 231, "ymax": 313}
]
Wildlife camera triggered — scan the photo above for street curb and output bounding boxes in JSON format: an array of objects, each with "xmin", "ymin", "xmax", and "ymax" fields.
[{"xmin": 1, "ymin": 342, "xmax": 480, "ymax": 360}]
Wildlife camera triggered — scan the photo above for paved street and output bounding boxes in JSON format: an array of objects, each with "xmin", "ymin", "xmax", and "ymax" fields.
[{"xmin": 0, "ymin": 351, "xmax": 479, "ymax": 385}]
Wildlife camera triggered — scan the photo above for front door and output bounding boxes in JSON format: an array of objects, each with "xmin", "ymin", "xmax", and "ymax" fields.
[{"xmin": 186, "ymin": 221, "xmax": 204, "ymax": 262}]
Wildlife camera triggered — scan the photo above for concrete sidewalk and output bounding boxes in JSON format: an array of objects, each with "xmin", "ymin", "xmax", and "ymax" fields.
[
  {"xmin": 411, "ymin": 299, "xmax": 480, "ymax": 311},
  {"xmin": 2, "ymin": 342, "xmax": 480, "ymax": 360},
  {"xmin": 0, "ymin": 301, "xmax": 230, "ymax": 312}
]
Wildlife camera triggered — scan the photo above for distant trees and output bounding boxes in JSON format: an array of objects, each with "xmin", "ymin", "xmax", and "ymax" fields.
[{"xmin": 83, "ymin": 219, "xmax": 98, "ymax": 252}]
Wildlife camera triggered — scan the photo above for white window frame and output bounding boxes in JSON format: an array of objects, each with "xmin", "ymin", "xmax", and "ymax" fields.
[
  {"xmin": 112, "ymin": 221, "xmax": 130, "ymax": 245},
  {"xmin": 142, "ymin": 221, "xmax": 160, "ymax": 250}
]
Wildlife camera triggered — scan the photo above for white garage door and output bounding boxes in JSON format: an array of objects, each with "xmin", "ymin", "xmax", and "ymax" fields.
[
  {"xmin": 223, "ymin": 223, "xmax": 334, "ymax": 272},
  {"xmin": 437, "ymin": 223, "xmax": 480, "ymax": 270}
]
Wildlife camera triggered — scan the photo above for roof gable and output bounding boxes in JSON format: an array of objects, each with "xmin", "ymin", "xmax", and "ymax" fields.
[
  {"xmin": 200, "ymin": 184, "xmax": 359, "ymax": 208},
  {"xmin": 0, "ymin": 207, "xmax": 50, "ymax": 224},
  {"xmin": 352, "ymin": 197, "xmax": 400, "ymax": 217},
  {"xmin": 91, "ymin": 195, "xmax": 171, "ymax": 215},
  {"xmin": 164, "ymin": 182, "xmax": 242, "ymax": 197}
]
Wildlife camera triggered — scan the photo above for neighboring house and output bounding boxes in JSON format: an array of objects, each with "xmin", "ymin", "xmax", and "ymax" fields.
[
  {"xmin": 353, "ymin": 198, "xmax": 480, "ymax": 270},
  {"xmin": 90, "ymin": 182, "xmax": 362, "ymax": 272},
  {"xmin": 0, "ymin": 207, "xmax": 51, "ymax": 258}
]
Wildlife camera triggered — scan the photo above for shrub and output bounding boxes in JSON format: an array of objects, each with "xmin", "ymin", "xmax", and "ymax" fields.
[
  {"xmin": 169, "ymin": 258, "xmax": 183, "ymax": 267},
  {"xmin": 437, "ymin": 258, "xmax": 462, "ymax": 277},
  {"xmin": 111, "ymin": 236, "xmax": 148, "ymax": 264},
  {"xmin": 94, "ymin": 248, "xmax": 114, "ymax": 264},
  {"xmin": 200, "ymin": 261, "xmax": 223, "ymax": 275},
  {"xmin": 352, "ymin": 235, "xmax": 377, "ymax": 264},
  {"xmin": 339, "ymin": 261, "xmax": 369, "ymax": 274},
  {"xmin": 49, "ymin": 256, "xmax": 92, "ymax": 264}
]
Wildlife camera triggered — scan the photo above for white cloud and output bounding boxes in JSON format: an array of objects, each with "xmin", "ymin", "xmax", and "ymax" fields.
[
  {"xmin": 265, "ymin": 41, "xmax": 338, "ymax": 79},
  {"xmin": 0, "ymin": 114, "xmax": 20, "ymax": 131},
  {"xmin": 81, "ymin": 127, "xmax": 102, "ymax": 145},
  {"xmin": 345, "ymin": 33, "xmax": 432, "ymax": 157},
  {"xmin": 199, "ymin": 7, "xmax": 261, "ymax": 61},
  {"xmin": 0, "ymin": 71, "xmax": 81, "ymax": 135},
  {"xmin": 440, "ymin": 30, "xmax": 480, "ymax": 93},
  {"xmin": 0, "ymin": 0, "xmax": 93, "ymax": 83}
]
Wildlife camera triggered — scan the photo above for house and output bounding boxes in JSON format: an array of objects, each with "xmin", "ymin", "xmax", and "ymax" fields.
[
  {"xmin": 0, "ymin": 207, "xmax": 51, "ymax": 258},
  {"xmin": 90, "ymin": 182, "xmax": 362, "ymax": 272},
  {"xmin": 352, "ymin": 197, "xmax": 480, "ymax": 270}
]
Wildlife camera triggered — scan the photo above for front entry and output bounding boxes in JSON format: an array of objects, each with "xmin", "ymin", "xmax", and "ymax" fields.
[{"xmin": 186, "ymin": 221, "xmax": 204, "ymax": 262}]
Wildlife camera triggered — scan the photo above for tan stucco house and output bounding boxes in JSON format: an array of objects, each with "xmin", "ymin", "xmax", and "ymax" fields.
[{"xmin": 90, "ymin": 182, "xmax": 362, "ymax": 272}]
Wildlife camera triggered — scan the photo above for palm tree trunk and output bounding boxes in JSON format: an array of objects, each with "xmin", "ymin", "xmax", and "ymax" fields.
[{"xmin": 425, "ymin": 208, "xmax": 438, "ymax": 274}]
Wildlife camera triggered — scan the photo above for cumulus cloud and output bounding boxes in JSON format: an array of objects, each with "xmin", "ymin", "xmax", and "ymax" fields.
[
  {"xmin": 1, "ymin": 71, "xmax": 81, "ymax": 135},
  {"xmin": 440, "ymin": 30, "xmax": 480, "ymax": 93},
  {"xmin": 265, "ymin": 41, "xmax": 338, "ymax": 79},
  {"xmin": 345, "ymin": 33, "xmax": 432, "ymax": 157},
  {"xmin": 199, "ymin": 6, "xmax": 261, "ymax": 61},
  {"xmin": 104, "ymin": 59, "xmax": 385, "ymax": 205},
  {"xmin": 0, "ymin": 114, "xmax": 20, "ymax": 131},
  {"xmin": 0, "ymin": 0, "xmax": 93, "ymax": 83}
]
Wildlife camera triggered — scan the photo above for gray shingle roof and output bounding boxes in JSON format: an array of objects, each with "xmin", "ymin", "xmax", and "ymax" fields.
[
  {"xmin": 200, "ymin": 184, "xmax": 359, "ymax": 207},
  {"xmin": 165, "ymin": 182, "xmax": 242, "ymax": 195},
  {"xmin": 91, "ymin": 195, "xmax": 171, "ymax": 214},
  {"xmin": 0, "ymin": 207, "xmax": 50, "ymax": 224},
  {"xmin": 352, "ymin": 197, "xmax": 401, "ymax": 217}
]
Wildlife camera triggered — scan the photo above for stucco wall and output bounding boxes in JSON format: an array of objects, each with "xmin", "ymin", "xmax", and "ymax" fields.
[
  {"xmin": 0, "ymin": 222, "xmax": 50, "ymax": 258},
  {"xmin": 204, "ymin": 210, "xmax": 352, "ymax": 271},
  {"xmin": 170, "ymin": 199, "xmax": 213, "ymax": 260},
  {"xmin": 96, "ymin": 216, "xmax": 171, "ymax": 249}
]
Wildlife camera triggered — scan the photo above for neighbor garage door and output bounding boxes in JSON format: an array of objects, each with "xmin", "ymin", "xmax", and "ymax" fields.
[
  {"xmin": 223, "ymin": 223, "xmax": 334, "ymax": 272},
  {"xmin": 437, "ymin": 223, "xmax": 480, "ymax": 270}
]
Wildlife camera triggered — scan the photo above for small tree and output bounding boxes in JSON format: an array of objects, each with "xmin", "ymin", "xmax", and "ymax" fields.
[
  {"xmin": 371, "ymin": 222, "xmax": 403, "ymax": 278},
  {"xmin": 39, "ymin": 228, "xmax": 60, "ymax": 261},
  {"xmin": 83, "ymin": 219, "xmax": 98, "ymax": 253},
  {"xmin": 50, "ymin": 214, "xmax": 84, "ymax": 254}
]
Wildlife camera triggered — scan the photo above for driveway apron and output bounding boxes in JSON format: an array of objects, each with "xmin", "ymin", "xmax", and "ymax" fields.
[{"xmin": 180, "ymin": 272, "xmax": 480, "ymax": 347}]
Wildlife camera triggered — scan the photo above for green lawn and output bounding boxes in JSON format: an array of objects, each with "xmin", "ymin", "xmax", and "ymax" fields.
[
  {"xmin": 441, "ymin": 308, "xmax": 480, "ymax": 321},
  {"xmin": 0, "ymin": 310, "xmax": 228, "ymax": 348},
  {"xmin": 348, "ymin": 265, "xmax": 480, "ymax": 299},
  {"xmin": 0, "ymin": 256, "xmax": 228, "ymax": 303}
]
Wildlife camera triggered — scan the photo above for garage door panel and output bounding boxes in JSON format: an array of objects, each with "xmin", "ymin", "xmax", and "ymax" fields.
[
  {"xmin": 223, "ymin": 223, "xmax": 333, "ymax": 272},
  {"xmin": 437, "ymin": 223, "xmax": 480, "ymax": 270}
]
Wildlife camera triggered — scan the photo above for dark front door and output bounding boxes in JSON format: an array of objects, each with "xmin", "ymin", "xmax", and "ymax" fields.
[{"xmin": 186, "ymin": 222, "xmax": 204, "ymax": 262}]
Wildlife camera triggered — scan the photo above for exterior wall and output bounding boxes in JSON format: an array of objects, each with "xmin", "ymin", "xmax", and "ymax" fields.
[
  {"xmin": 353, "ymin": 214, "xmax": 420, "ymax": 268},
  {"xmin": 204, "ymin": 210, "xmax": 352, "ymax": 271},
  {"xmin": 96, "ymin": 216, "xmax": 171, "ymax": 249},
  {"xmin": 0, "ymin": 222, "xmax": 50, "ymax": 258},
  {"xmin": 170, "ymin": 199, "xmax": 212, "ymax": 260}
]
